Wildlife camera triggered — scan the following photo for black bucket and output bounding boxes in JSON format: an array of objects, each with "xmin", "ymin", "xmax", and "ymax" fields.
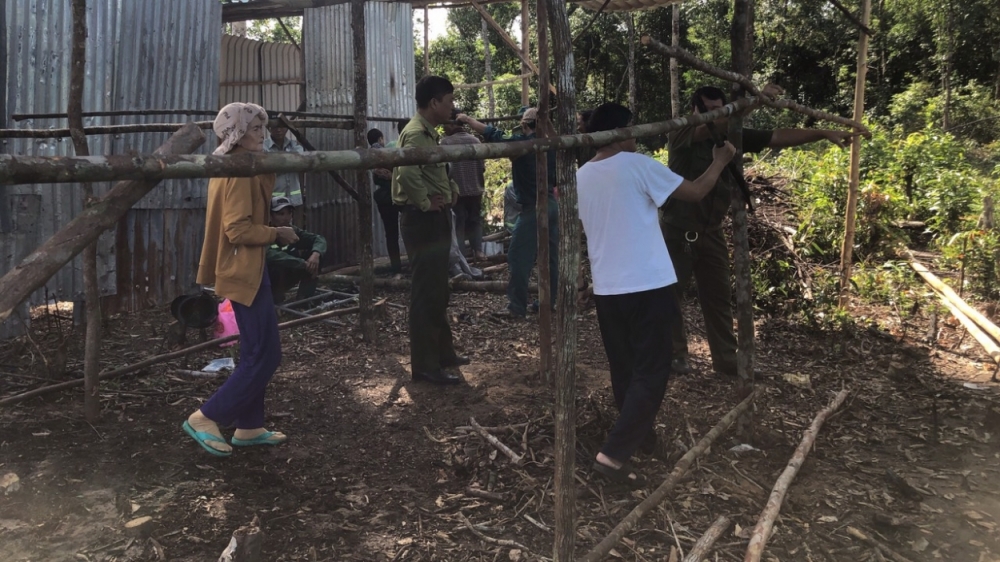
[{"xmin": 170, "ymin": 292, "xmax": 218, "ymax": 329}]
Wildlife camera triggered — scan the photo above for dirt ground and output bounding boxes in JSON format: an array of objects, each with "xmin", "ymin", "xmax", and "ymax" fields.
[{"xmin": 4, "ymin": 277, "xmax": 1000, "ymax": 562}]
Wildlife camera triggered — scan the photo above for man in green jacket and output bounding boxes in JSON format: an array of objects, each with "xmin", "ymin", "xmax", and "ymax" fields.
[
  {"xmin": 393, "ymin": 75, "xmax": 468, "ymax": 386},
  {"xmin": 663, "ymin": 85, "xmax": 854, "ymax": 378},
  {"xmin": 266, "ymin": 196, "xmax": 327, "ymax": 304}
]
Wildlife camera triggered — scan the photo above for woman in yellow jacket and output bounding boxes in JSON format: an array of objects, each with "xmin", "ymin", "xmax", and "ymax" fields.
[{"xmin": 182, "ymin": 103, "xmax": 300, "ymax": 457}]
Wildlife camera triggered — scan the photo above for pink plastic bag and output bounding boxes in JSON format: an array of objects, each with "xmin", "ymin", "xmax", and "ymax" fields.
[{"xmin": 214, "ymin": 299, "xmax": 240, "ymax": 347}]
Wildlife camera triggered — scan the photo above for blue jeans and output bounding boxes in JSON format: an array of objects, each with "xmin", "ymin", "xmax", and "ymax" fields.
[{"xmin": 507, "ymin": 198, "xmax": 559, "ymax": 316}]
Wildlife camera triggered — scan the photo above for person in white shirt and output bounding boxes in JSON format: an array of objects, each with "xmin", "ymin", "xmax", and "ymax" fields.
[
  {"xmin": 265, "ymin": 121, "xmax": 306, "ymax": 207},
  {"xmin": 577, "ymin": 102, "xmax": 735, "ymax": 486}
]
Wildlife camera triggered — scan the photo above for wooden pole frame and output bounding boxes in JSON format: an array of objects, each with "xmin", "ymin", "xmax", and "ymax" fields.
[
  {"xmin": 535, "ymin": 0, "xmax": 553, "ymax": 384},
  {"xmin": 351, "ymin": 0, "xmax": 376, "ymax": 342}
]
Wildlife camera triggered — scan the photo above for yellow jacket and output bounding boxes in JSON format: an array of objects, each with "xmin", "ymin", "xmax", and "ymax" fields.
[{"xmin": 196, "ymin": 174, "xmax": 278, "ymax": 306}]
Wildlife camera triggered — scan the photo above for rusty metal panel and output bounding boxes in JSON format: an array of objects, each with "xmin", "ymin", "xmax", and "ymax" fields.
[
  {"xmin": 2, "ymin": 0, "xmax": 122, "ymax": 313},
  {"xmin": 303, "ymin": 1, "xmax": 415, "ymax": 266},
  {"xmin": 221, "ymin": 34, "xmax": 303, "ymax": 113}
]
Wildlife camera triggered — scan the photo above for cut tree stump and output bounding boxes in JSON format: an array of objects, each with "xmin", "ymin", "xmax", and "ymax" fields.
[
  {"xmin": 218, "ymin": 516, "xmax": 262, "ymax": 562},
  {"xmin": 124, "ymin": 516, "xmax": 154, "ymax": 538}
]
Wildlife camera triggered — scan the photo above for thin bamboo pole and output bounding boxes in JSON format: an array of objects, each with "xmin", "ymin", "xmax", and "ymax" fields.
[
  {"xmin": 743, "ymin": 389, "xmax": 850, "ymax": 562},
  {"xmin": 69, "ymin": 0, "xmax": 100, "ymax": 422},
  {"xmin": 670, "ymin": 3, "xmax": 681, "ymax": 118},
  {"xmin": 909, "ymin": 259, "xmax": 1000, "ymax": 345},
  {"xmin": 535, "ymin": 0, "xmax": 552, "ymax": 384},
  {"xmin": 0, "ymin": 99, "xmax": 759, "ymax": 187},
  {"xmin": 547, "ymin": 0, "xmax": 578, "ymax": 556},
  {"xmin": 0, "ymin": 303, "xmax": 378, "ymax": 408},
  {"xmin": 579, "ymin": 391, "xmax": 758, "ymax": 562},
  {"xmin": 423, "ymin": 6, "xmax": 430, "ymax": 74},
  {"xmin": 0, "ymin": 119, "xmax": 354, "ymax": 138},
  {"xmin": 837, "ymin": 0, "xmax": 872, "ymax": 306}
]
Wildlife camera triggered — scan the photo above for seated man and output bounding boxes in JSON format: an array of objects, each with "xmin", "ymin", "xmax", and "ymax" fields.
[{"xmin": 266, "ymin": 196, "xmax": 328, "ymax": 303}]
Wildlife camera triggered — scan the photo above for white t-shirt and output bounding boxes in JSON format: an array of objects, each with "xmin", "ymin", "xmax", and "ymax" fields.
[{"xmin": 577, "ymin": 152, "xmax": 683, "ymax": 296}]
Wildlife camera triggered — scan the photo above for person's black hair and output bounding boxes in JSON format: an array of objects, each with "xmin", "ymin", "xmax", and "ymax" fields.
[
  {"xmin": 415, "ymin": 76, "xmax": 455, "ymax": 109},
  {"xmin": 366, "ymin": 128, "xmax": 384, "ymax": 146},
  {"xmin": 691, "ymin": 86, "xmax": 727, "ymax": 110},
  {"xmin": 578, "ymin": 109, "xmax": 594, "ymax": 132},
  {"xmin": 587, "ymin": 103, "xmax": 632, "ymax": 133}
]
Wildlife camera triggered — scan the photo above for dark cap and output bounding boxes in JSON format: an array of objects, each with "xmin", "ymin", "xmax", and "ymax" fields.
[{"xmin": 271, "ymin": 196, "xmax": 294, "ymax": 212}]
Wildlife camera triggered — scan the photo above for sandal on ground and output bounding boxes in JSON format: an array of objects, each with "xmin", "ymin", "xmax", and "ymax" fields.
[
  {"xmin": 230, "ymin": 431, "xmax": 288, "ymax": 447},
  {"xmin": 182, "ymin": 421, "xmax": 232, "ymax": 457},
  {"xmin": 591, "ymin": 460, "xmax": 647, "ymax": 487}
]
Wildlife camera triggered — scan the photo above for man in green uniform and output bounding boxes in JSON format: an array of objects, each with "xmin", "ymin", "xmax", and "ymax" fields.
[
  {"xmin": 663, "ymin": 85, "xmax": 855, "ymax": 377},
  {"xmin": 393, "ymin": 75, "xmax": 469, "ymax": 385},
  {"xmin": 266, "ymin": 196, "xmax": 327, "ymax": 303}
]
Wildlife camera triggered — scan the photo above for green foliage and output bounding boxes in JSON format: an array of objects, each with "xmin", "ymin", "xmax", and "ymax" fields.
[
  {"xmin": 239, "ymin": 18, "xmax": 302, "ymax": 44},
  {"xmin": 482, "ymin": 158, "xmax": 510, "ymax": 233}
]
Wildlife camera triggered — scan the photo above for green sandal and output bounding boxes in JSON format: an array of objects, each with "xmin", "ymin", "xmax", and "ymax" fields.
[
  {"xmin": 182, "ymin": 421, "xmax": 232, "ymax": 457},
  {"xmin": 230, "ymin": 431, "xmax": 287, "ymax": 447}
]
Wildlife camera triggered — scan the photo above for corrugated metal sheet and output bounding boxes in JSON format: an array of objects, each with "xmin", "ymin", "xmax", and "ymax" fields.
[
  {"xmin": 303, "ymin": 0, "xmax": 415, "ymax": 266},
  {"xmin": 1, "ymin": 0, "xmax": 221, "ymax": 328},
  {"xmin": 221, "ymin": 34, "xmax": 303, "ymax": 113}
]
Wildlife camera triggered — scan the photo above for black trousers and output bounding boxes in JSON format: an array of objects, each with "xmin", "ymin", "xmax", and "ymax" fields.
[
  {"xmin": 377, "ymin": 203, "xmax": 403, "ymax": 271},
  {"xmin": 453, "ymin": 194, "xmax": 484, "ymax": 255},
  {"xmin": 400, "ymin": 207, "xmax": 457, "ymax": 374},
  {"xmin": 593, "ymin": 285, "xmax": 678, "ymax": 462}
]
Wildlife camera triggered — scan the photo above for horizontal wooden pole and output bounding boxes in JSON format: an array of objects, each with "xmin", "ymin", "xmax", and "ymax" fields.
[
  {"xmin": 0, "ymin": 98, "xmax": 757, "ymax": 185},
  {"xmin": 454, "ymin": 73, "xmax": 533, "ymax": 90},
  {"xmin": 641, "ymin": 35, "xmax": 869, "ymax": 133},
  {"xmin": 0, "ymin": 118, "xmax": 354, "ymax": 139}
]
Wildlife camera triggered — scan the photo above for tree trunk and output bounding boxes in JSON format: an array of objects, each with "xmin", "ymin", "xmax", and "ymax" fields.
[
  {"xmin": 838, "ymin": 0, "xmax": 872, "ymax": 304},
  {"xmin": 483, "ymin": 18, "xmax": 496, "ymax": 118},
  {"xmin": 627, "ymin": 14, "xmax": 638, "ymax": 122},
  {"xmin": 942, "ymin": 2, "xmax": 953, "ymax": 130},
  {"xmin": 536, "ymin": 0, "xmax": 552, "ymax": 384},
  {"xmin": 423, "ymin": 6, "xmax": 430, "ymax": 75},
  {"xmin": 0, "ymin": 123, "xmax": 206, "ymax": 322},
  {"xmin": 670, "ymin": 3, "xmax": 681, "ymax": 118},
  {"xmin": 69, "ymin": 0, "xmax": 101, "ymax": 422},
  {"xmin": 521, "ymin": 0, "xmax": 530, "ymax": 106},
  {"xmin": 546, "ymin": 0, "xmax": 578, "ymax": 557},
  {"xmin": 729, "ymin": 0, "xmax": 755, "ymax": 411},
  {"xmin": 0, "ymin": 101, "xmax": 757, "ymax": 188},
  {"xmin": 352, "ymin": 0, "xmax": 376, "ymax": 343}
]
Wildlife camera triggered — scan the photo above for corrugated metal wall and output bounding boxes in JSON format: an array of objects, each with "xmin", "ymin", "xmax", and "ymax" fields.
[
  {"xmin": 221, "ymin": 34, "xmax": 303, "ymax": 113},
  {"xmin": 304, "ymin": 1, "xmax": 415, "ymax": 267},
  {"xmin": 1, "ymin": 0, "xmax": 221, "ymax": 332}
]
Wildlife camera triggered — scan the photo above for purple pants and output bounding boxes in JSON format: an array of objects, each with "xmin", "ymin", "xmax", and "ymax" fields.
[{"xmin": 201, "ymin": 270, "xmax": 281, "ymax": 429}]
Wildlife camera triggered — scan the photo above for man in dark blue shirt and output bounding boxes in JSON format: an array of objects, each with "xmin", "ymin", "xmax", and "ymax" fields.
[{"xmin": 458, "ymin": 108, "xmax": 558, "ymax": 318}]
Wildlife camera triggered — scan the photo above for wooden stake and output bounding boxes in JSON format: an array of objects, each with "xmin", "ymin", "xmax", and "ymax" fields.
[
  {"xmin": 682, "ymin": 516, "xmax": 731, "ymax": 562},
  {"xmin": 536, "ymin": 0, "xmax": 553, "ymax": 384},
  {"xmin": 547, "ymin": 0, "xmax": 579, "ymax": 556},
  {"xmin": 670, "ymin": 3, "xmax": 681, "ymax": 119},
  {"xmin": 580, "ymin": 391, "xmax": 758, "ymax": 562},
  {"xmin": 470, "ymin": 416, "xmax": 524, "ymax": 465},
  {"xmin": 520, "ymin": 0, "xmax": 530, "ymax": 105},
  {"xmin": 351, "ymin": 0, "xmax": 376, "ymax": 344},
  {"xmin": 68, "ymin": 0, "xmax": 101, "ymax": 423},
  {"xmin": 743, "ymin": 389, "xmax": 850, "ymax": 562},
  {"xmin": 838, "ymin": 0, "xmax": 872, "ymax": 306},
  {"xmin": 423, "ymin": 6, "xmax": 430, "ymax": 74}
]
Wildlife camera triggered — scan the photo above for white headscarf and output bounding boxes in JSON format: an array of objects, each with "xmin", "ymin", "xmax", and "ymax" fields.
[{"xmin": 213, "ymin": 102, "xmax": 268, "ymax": 156}]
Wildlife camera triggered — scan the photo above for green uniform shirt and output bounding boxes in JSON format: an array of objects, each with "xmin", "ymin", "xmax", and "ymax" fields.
[
  {"xmin": 266, "ymin": 226, "xmax": 327, "ymax": 270},
  {"xmin": 661, "ymin": 126, "xmax": 773, "ymax": 233},
  {"xmin": 391, "ymin": 113, "xmax": 460, "ymax": 210}
]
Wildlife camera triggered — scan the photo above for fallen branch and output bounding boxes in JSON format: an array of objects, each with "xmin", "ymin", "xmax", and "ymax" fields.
[
  {"xmin": 322, "ymin": 274, "xmax": 534, "ymax": 294},
  {"xmin": 744, "ymin": 388, "xmax": 850, "ymax": 562},
  {"xmin": 579, "ymin": 390, "xmax": 758, "ymax": 562},
  {"xmin": 682, "ymin": 516, "xmax": 731, "ymax": 562},
  {"xmin": 0, "ymin": 302, "xmax": 383, "ymax": 407},
  {"xmin": 482, "ymin": 231, "xmax": 510, "ymax": 243},
  {"xmin": 458, "ymin": 512, "xmax": 532, "ymax": 553},
  {"xmin": 464, "ymin": 487, "xmax": 507, "ymax": 502},
  {"xmin": 845, "ymin": 526, "xmax": 915, "ymax": 562},
  {"xmin": 470, "ymin": 416, "xmax": 524, "ymax": 465}
]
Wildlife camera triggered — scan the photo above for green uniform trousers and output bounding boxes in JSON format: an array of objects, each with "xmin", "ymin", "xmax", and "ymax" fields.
[
  {"xmin": 400, "ymin": 207, "xmax": 458, "ymax": 374},
  {"xmin": 663, "ymin": 225, "xmax": 738, "ymax": 377}
]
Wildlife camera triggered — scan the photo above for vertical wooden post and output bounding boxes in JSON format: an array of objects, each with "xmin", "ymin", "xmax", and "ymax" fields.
[
  {"xmin": 729, "ymin": 0, "xmax": 755, "ymax": 411},
  {"xmin": 352, "ymin": 0, "xmax": 376, "ymax": 342},
  {"xmin": 483, "ymin": 18, "xmax": 495, "ymax": 118},
  {"xmin": 69, "ymin": 0, "xmax": 101, "ymax": 422},
  {"xmin": 837, "ymin": 0, "xmax": 871, "ymax": 306},
  {"xmin": 670, "ymin": 3, "xmax": 681, "ymax": 118},
  {"xmin": 423, "ymin": 6, "xmax": 430, "ymax": 75},
  {"xmin": 547, "ymin": 0, "xmax": 578, "ymax": 557},
  {"xmin": 536, "ymin": 0, "xmax": 552, "ymax": 384},
  {"xmin": 627, "ymin": 14, "xmax": 637, "ymax": 120},
  {"xmin": 521, "ymin": 0, "xmax": 530, "ymax": 106}
]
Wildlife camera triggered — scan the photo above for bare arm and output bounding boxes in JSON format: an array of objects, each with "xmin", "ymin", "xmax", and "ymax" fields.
[
  {"xmin": 457, "ymin": 114, "xmax": 488, "ymax": 135},
  {"xmin": 671, "ymin": 142, "xmax": 737, "ymax": 202}
]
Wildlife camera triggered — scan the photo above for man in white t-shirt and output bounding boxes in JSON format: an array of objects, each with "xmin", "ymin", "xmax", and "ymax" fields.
[{"xmin": 577, "ymin": 102, "xmax": 735, "ymax": 486}]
